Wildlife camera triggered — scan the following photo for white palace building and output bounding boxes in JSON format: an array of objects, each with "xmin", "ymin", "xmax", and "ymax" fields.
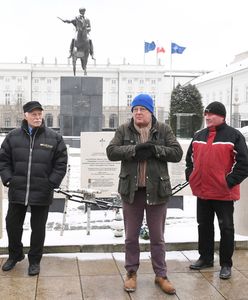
[{"xmin": 0, "ymin": 52, "xmax": 248, "ymax": 132}]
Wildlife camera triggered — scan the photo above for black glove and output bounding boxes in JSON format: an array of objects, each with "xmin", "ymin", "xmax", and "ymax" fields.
[{"xmin": 134, "ymin": 142, "xmax": 156, "ymax": 161}]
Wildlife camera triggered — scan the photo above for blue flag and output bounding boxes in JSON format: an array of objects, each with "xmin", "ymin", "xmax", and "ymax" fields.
[
  {"xmin": 171, "ymin": 42, "xmax": 186, "ymax": 54},
  {"xmin": 144, "ymin": 41, "xmax": 156, "ymax": 53}
]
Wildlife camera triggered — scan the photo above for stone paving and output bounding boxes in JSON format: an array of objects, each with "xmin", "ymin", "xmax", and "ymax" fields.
[{"xmin": 1, "ymin": 249, "xmax": 248, "ymax": 300}]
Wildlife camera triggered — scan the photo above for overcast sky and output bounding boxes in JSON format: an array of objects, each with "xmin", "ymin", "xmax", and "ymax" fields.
[{"xmin": 0, "ymin": 0, "xmax": 248, "ymax": 71}]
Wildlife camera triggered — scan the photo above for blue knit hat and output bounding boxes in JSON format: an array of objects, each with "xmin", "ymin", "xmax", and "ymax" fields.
[{"xmin": 131, "ymin": 94, "xmax": 154, "ymax": 114}]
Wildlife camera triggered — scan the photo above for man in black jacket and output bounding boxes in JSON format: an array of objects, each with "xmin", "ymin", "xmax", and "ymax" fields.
[{"xmin": 0, "ymin": 101, "xmax": 68, "ymax": 275}]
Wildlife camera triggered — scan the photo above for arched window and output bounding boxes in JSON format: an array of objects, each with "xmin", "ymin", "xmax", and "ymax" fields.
[
  {"xmin": 109, "ymin": 114, "xmax": 118, "ymax": 128},
  {"xmin": 45, "ymin": 113, "xmax": 53, "ymax": 127},
  {"xmin": 5, "ymin": 117, "xmax": 11, "ymax": 127}
]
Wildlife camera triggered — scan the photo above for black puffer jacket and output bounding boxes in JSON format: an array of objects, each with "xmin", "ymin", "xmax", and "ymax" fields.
[{"xmin": 0, "ymin": 120, "xmax": 68, "ymax": 206}]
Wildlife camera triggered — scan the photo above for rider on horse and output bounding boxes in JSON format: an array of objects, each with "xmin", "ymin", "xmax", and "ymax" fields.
[{"xmin": 63, "ymin": 7, "xmax": 95, "ymax": 60}]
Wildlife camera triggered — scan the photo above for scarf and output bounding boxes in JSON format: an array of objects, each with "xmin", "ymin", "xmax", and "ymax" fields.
[{"xmin": 134, "ymin": 121, "xmax": 152, "ymax": 187}]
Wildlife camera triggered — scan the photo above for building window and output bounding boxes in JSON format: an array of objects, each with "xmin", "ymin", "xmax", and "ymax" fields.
[
  {"xmin": 5, "ymin": 93, "xmax": 11, "ymax": 105},
  {"xmin": 47, "ymin": 79, "xmax": 52, "ymax": 84},
  {"xmin": 112, "ymin": 79, "xmax": 116, "ymax": 85},
  {"xmin": 5, "ymin": 117, "xmax": 11, "ymax": 127},
  {"xmin": 151, "ymin": 79, "xmax": 156, "ymax": 85},
  {"xmin": 206, "ymin": 93, "xmax": 209, "ymax": 104},
  {"xmin": 17, "ymin": 77, "xmax": 22, "ymax": 83},
  {"xmin": 127, "ymin": 94, "xmax": 132, "ymax": 106},
  {"xmin": 219, "ymin": 91, "xmax": 223, "ymax": 102},
  {"xmin": 45, "ymin": 113, "xmax": 53, "ymax": 127},
  {"xmin": 17, "ymin": 93, "xmax": 23, "ymax": 104},
  {"xmin": 245, "ymin": 86, "xmax": 248, "ymax": 103},
  {"xmin": 140, "ymin": 79, "xmax": 144, "ymax": 85},
  {"xmin": 34, "ymin": 78, "xmax": 39, "ymax": 84},
  {"xmin": 109, "ymin": 114, "xmax": 118, "ymax": 128},
  {"xmin": 127, "ymin": 79, "xmax": 132, "ymax": 84},
  {"xmin": 16, "ymin": 118, "xmax": 22, "ymax": 127},
  {"xmin": 151, "ymin": 94, "xmax": 156, "ymax": 107},
  {"xmin": 5, "ymin": 77, "xmax": 10, "ymax": 82},
  {"xmin": 226, "ymin": 90, "xmax": 230, "ymax": 106}
]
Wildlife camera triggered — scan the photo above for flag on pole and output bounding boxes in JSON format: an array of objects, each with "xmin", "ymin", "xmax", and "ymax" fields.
[
  {"xmin": 144, "ymin": 41, "xmax": 156, "ymax": 53},
  {"xmin": 157, "ymin": 47, "xmax": 165, "ymax": 53},
  {"xmin": 171, "ymin": 42, "xmax": 186, "ymax": 54}
]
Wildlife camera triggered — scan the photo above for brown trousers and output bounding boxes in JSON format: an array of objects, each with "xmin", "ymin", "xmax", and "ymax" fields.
[{"xmin": 122, "ymin": 188, "xmax": 167, "ymax": 277}]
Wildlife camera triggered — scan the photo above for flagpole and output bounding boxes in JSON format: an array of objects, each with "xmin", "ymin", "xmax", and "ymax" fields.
[
  {"xmin": 143, "ymin": 41, "xmax": 146, "ymax": 90},
  {"xmin": 170, "ymin": 41, "xmax": 173, "ymax": 92}
]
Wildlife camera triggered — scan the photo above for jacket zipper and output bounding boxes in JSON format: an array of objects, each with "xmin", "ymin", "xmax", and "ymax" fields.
[{"xmin": 24, "ymin": 129, "xmax": 38, "ymax": 206}]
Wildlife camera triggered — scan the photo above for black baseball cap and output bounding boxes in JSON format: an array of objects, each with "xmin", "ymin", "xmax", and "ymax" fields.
[{"xmin": 23, "ymin": 101, "xmax": 43, "ymax": 113}]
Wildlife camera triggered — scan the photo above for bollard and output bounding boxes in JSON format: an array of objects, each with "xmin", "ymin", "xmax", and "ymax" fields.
[
  {"xmin": 0, "ymin": 183, "xmax": 2, "ymax": 239},
  {"xmin": 234, "ymin": 178, "xmax": 248, "ymax": 236},
  {"xmin": 111, "ymin": 209, "xmax": 124, "ymax": 237}
]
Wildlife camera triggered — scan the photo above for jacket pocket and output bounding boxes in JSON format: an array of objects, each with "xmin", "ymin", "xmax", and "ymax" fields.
[
  {"xmin": 118, "ymin": 174, "xmax": 130, "ymax": 196},
  {"xmin": 158, "ymin": 176, "xmax": 172, "ymax": 197}
]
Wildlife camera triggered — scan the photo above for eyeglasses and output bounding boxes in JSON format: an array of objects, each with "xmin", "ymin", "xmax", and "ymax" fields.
[{"xmin": 132, "ymin": 107, "xmax": 148, "ymax": 113}]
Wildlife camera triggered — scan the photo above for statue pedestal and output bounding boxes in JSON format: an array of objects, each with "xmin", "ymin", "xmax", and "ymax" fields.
[{"xmin": 60, "ymin": 76, "xmax": 103, "ymax": 142}]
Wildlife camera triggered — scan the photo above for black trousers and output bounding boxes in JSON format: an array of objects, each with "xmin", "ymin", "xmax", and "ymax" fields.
[
  {"xmin": 197, "ymin": 198, "xmax": 234, "ymax": 267},
  {"xmin": 6, "ymin": 203, "xmax": 49, "ymax": 264}
]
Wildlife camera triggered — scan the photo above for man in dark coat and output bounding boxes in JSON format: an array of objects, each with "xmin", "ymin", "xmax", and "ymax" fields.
[
  {"xmin": 0, "ymin": 101, "xmax": 68, "ymax": 275},
  {"xmin": 186, "ymin": 101, "xmax": 248, "ymax": 279}
]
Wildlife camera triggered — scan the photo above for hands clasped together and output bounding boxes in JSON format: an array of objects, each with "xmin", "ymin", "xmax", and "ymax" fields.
[{"xmin": 134, "ymin": 142, "xmax": 156, "ymax": 161}]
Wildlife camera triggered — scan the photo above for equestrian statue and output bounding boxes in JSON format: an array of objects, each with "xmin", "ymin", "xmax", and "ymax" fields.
[{"xmin": 59, "ymin": 7, "xmax": 95, "ymax": 76}]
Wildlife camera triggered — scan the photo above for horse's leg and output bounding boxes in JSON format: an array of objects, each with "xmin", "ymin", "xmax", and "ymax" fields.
[
  {"xmin": 73, "ymin": 56, "xmax": 77, "ymax": 76},
  {"xmin": 81, "ymin": 58, "xmax": 87, "ymax": 76}
]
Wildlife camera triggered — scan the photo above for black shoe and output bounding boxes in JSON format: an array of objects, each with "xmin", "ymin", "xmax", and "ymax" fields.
[
  {"xmin": 2, "ymin": 254, "xmax": 25, "ymax": 271},
  {"xmin": 28, "ymin": 263, "xmax": 40, "ymax": 276},
  {"xmin": 219, "ymin": 266, "xmax": 231, "ymax": 279},
  {"xmin": 189, "ymin": 258, "xmax": 214, "ymax": 270}
]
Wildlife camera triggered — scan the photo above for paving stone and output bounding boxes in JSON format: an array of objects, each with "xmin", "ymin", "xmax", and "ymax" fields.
[
  {"xmin": 202, "ymin": 269, "xmax": 248, "ymax": 300},
  {"xmin": 36, "ymin": 276, "xmax": 81, "ymax": 300},
  {"xmin": 232, "ymin": 249, "xmax": 248, "ymax": 270},
  {"xmin": 78, "ymin": 257, "xmax": 119, "ymax": 276},
  {"xmin": 80, "ymin": 274, "xmax": 130, "ymax": 300},
  {"xmin": 39, "ymin": 256, "xmax": 78, "ymax": 277},
  {"xmin": 170, "ymin": 272, "xmax": 225, "ymax": 300},
  {"xmin": 0, "ymin": 277, "xmax": 36, "ymax": 300}
]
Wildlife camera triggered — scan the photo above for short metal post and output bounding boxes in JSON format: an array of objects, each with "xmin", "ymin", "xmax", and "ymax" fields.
[
  {"xmin": 86, "ymin": 202, "xmax": 91, "ymax": 235},
  {"xmin": 86, "ymin": 178, "xmax": 92, "ymax": 235},
  {"xmin": 60, "ymin": 163, "xmax": 70, "ymax": 236}
]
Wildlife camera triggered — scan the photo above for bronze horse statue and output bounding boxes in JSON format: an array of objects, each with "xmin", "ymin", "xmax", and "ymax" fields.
[
  {"xmin": 71, "ymin": 22, "xmax": 90, "ymax": 76},
  {"xmin": 59, "ymin": 16, "xmax": 90, "ymax": 76}
]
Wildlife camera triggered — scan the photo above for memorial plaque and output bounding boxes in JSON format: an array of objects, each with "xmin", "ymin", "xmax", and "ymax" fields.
[
  {"xmin": 168, "ymin": 139, "xmax": 192, "ymax": 196},
  {"xmin": 81, "ymin": 132, "xmax": 120, "ymax": 197},
  {"xmin": 80, "ymin": 134, "xmax": 192, "ymax": 198}
]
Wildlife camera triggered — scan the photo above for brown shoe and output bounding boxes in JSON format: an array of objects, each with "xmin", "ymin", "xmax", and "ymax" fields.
[
  {"xmin": 155, "ymin": 276, "xmax": 176, "ymax": 295},
  {"xmin": 124, "ymin": 271, "xmax": 137, "ymax": 292}
]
